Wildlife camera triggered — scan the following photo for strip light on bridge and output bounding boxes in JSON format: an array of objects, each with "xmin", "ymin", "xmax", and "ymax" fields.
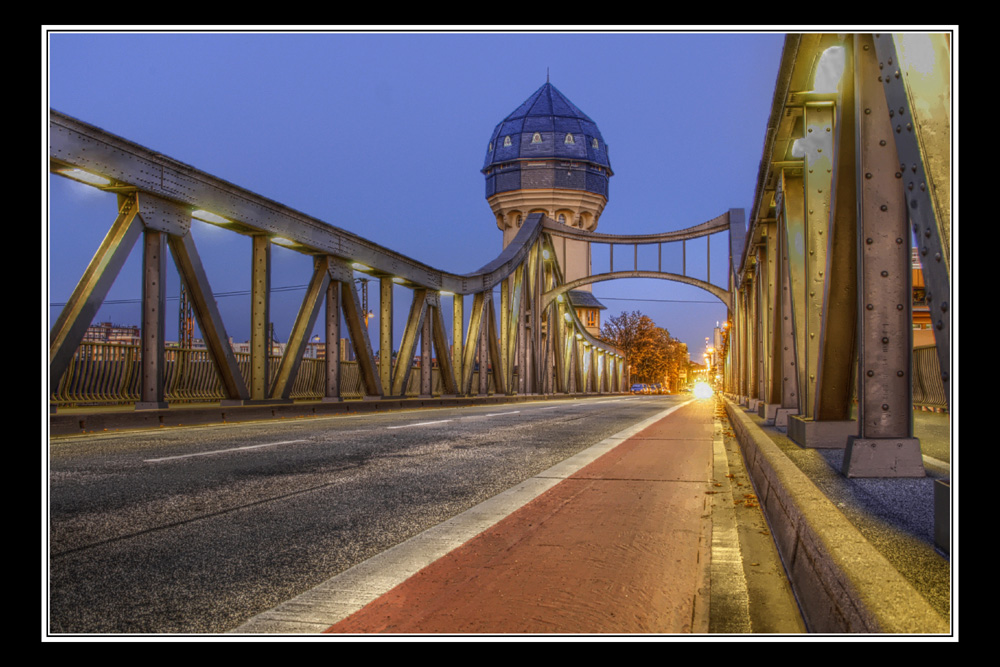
[
  {"xmin": 192, "ymin": 209, "xmax": 232, "ymax": 225},
  {"xmin": 58, "ymin": 167, "xmax": 111, "ymax": 187}
]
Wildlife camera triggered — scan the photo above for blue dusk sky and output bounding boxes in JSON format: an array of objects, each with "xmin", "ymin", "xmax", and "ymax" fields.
[{"xmin": 45, "ymin": 29, "xmax": 787, "ymax": 359}]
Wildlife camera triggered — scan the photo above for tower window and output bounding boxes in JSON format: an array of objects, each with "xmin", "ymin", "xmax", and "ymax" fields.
[
  {"xmin": 531, "ymin": 132, "xmax": 542, "ymax": 144},
  {"xmin": 592, "ymin": 138, "xmax": 599, "ymax": 149},
  {"xmin": 503, "ymin": 136, "xmax": 512, "ymax": 147},
  {"xmin": 489, "ymin": 142, "xmax": 493, "ymax": 152},
  {"xmin": 558, "ymin": 214, "xmax": 566, "ymax": 224},
  {"xmin": 564, "ymin": 133, "xmax": 575, "ymax": 144}
]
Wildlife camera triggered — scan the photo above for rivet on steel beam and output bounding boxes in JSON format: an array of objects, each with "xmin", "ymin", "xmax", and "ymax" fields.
[
  {"xmin": 881, "ymin": 271, "xmax": 889, "ymax": 277},
  {"xmin": 907, "ymin": 123, "xmax": 913, "ymax": 131},
  {"xmin": 897, "ymin": 371, "xmax": 905, "ymax": 377},
  {"xmin": 866, "ymin": 238, "xmax": 873, "ymax": 244},
  {"xmin": 889, "ymin": 109, "xmax": 895, "ymax": 117},
  {"xmin": 912, "ymin": 164, "xmax": 918, "ymax": 172},
  {"xmin": 865, "ymin": 108, "xmax": 872, "ymax": 114},
  {"xmin": 882, "ymin": 404, "xmax": 890, "ymax": 410},
  {"xmin": 920, "ymin": 183, "xmax": 926, "ymax": 191},
  {"xmin": 882, "ymin": 337, "xmax": 890, "ymax": 344},
  {"xmin": 865, "ymin": 172, "xmax": 873, "ymax": 179},
  {"xmin": 895, "ymin": 172, "xmax": 902, "ymax": 178},
  {"xmin": 896, "ymin": 238, "xmax": 903, "ymax": 244},
  {"xmin": 896, "ymin": 125, "xmax": 902, "ymax": 133},
  {"xmin": 925, "ymin": 228, "xmax": 932, "ymax": 238},
  {"xmin": 927, "ymin": 292, "xmax": 932, "ymax": 302},
  {"xmin": 867, "ymin": 370, "xmax": 874, "ymax": 377},
  {"xmin": 894, "ymin": 70, "xmax": 900, "ymax": 79},
  {"xmin": 880, "ymin": 140, "xmax": 887, "ymax": 146},
  {"xmin": 908, "ymin": 182, "xmax": 914, "ymax": 190},
  {"xmin": 864, "ymin": 44, "xmax": 870, "ymax": 50},
  {"xmin": 881, "ymin": 204, "xmax": 888, "ymax": 211},
  {"xmin": 941, "ymin": 302, "xmax": 948, "ymax": 312},
  {"xmin": 921, "ymin": 247, "xmax": 928, "ymax": 256},
  {"xmin": 935, "ymin": 253, "xmax": 942, "ymax": 262},
  {"xmin": 867, "ymin": 304, "xmax": 874, "ymax": 310},
  {"xmin": 897, "ymin": 304, "xmax": 904, "ymax": 310},
  {"xmin": 936, "ymin": 320, "xmax": 943, "ymax": 330},
  {"xmin": 888, "ymin": 57, "xmax": 893, "ymax": 65}
]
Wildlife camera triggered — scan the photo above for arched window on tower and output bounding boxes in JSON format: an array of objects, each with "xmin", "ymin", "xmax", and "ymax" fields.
[
  {"xmin": 592, "ymin": 137, "xmax": 599, "ymax": 149},
  {"xmin": 531, "ymin": 132, "xmax": 542, "ymax": 144},
  {"xmin": 564, "ymin": 133, "xmax": 575, "ymax": 144},
  {"xmin": 503, "ymin": 136, "xmax": 512, "ymax": 147},
  {"xmin": 558, "ymin": 214, "xmax": 566, "ymax": 225}
]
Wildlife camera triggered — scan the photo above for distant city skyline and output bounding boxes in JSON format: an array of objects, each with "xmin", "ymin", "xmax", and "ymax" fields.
[{"xmin": 46, "ymin": 29, "xmax": 786, "ymax": 358}]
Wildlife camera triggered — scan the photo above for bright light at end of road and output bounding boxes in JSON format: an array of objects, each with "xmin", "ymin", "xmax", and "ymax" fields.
[{"xmin": 694, "ymin": 382, "xmax": 713, "ymax": 399}]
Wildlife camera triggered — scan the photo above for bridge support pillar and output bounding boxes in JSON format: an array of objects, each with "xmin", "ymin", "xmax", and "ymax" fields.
[
  {"xmin": 773, "ymin": 407, "xmax": 796, "ymax": 428},
  {"xmin": 788, "ymin": 415, "xmax": 857, "ymax": 449},
  {"xmin": 757, "ymin": 402, "xmax": 779, "ymax": 423}
]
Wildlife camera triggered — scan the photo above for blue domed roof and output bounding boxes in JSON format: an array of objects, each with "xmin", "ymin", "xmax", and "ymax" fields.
[{"xmin": 482, "ymin": 82, "xmax": 613, "ymax": 173}]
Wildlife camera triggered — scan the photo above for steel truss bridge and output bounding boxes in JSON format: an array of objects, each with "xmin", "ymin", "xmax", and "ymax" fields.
[
  {"xmin": 727, "ymin": 33, "xmax": 951, "ymax": 477},
  {"xmin": 47, "ymin": 115, "xmax": 737, "ymax": 410},
  {"xmin": 48, "ymin": 33, "xmax": 951, "ymax": 482}
]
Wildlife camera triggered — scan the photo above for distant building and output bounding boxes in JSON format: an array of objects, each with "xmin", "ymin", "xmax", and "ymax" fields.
[
  {"xmin": 83, "ymin": 322, "xmax": 140, "ymax": 345},
  {"xmin": 483, "ymin": 81, "xmax": 613, "ymax": 337}
]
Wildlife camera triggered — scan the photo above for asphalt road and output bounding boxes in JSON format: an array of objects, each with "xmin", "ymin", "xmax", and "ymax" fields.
[{"xmin": 48, "ymin": 395, "xmax": 687, "ymax": 634}]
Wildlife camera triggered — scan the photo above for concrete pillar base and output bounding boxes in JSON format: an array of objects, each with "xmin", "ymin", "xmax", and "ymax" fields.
[
  {"xmin": 757, "ymin": 402, "xmax": 779, "ymax": 423},
  {"xmin": 774, "ymin": 408, "xmax": 796, "ymax": 427},
  {"xmin": 747, "ymin": 398, "xmax": 760, "ymax": 412},
  {"xmin": 842, "ymin": 436, "xmax": 925, "ymax": 477},
  {"xmin": 788, "ymin": 416, "xmax": 858, "ymax": 449}
]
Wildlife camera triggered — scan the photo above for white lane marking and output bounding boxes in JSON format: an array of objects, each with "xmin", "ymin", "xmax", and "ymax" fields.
[
  {"xmin": 145, "ymin": 439, "xmax": 309, "ymax": 463},
  {"xmin": 484, "ymin": 411, "xmax": 520, "ymax": 417},
  {"xmin": 537, "ymin": 406, "xmax": 562, "ymax": 410},
  {"xmin": 386, "ymin": 419, "xmax": 453, "ymax": 430}
]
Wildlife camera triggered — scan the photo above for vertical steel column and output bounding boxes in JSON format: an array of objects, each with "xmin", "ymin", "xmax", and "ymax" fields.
[
  {"xmin": 843, "ymin": 34, "xmax": 924, "ymax": 477},
  {"xmin": 800, "ymin": 100, "xmax": 836, "ymax": 418},
  {"xmin": 379, "ymin": 276, "xmax": 394, "ymax": 393},
  {"xmin": 776, "ymin": 186, "xmax": 800, "ymax": 425},
  {"xmin": 324, "ymin": 277, "xmax": 341, "ymax": 401},
  {"xmin": 138, "ymin": 228, "xmax": 167, "ymax": 409},
  {"xmin": 782, "ymin": 170, "xmax": 807, "ymax": 414},
  {"xmin": 452, "ymin": 294, "xmax": 464, "ymax": 394},
  {"xmin": 462, "ymin": 292, "xmax": 484, "ymax": 395},
  {"xmin": 250, "ymin": 235, "xmax": 271, "ymax": 401},
  {"xmin": 478, "ymin": 294, "xmax": 490, "ymax": 396},
  {"xmin": 762, "ymin": 222, "xmax": 783, "ymax": 414}
]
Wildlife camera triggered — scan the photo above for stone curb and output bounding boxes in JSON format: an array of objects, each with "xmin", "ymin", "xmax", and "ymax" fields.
[{"xmin": 722, "ymin": 397, "xmax": 948, "ymax": 634}]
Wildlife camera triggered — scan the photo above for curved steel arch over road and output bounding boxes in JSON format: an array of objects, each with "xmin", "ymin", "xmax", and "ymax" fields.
[{"xmin": 48, "ymin": 32, "xmax": 951, "ymax": 484}]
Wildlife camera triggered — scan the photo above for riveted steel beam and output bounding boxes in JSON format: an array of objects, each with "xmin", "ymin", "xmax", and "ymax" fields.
[
  {"xmin": 324, "ymin": 277, "xmax": 341, "ymax": 401},
  {"xmin": 430, "ymin": 299, "xmax": 458, "ymax": 396},
  {"xmin": 138, "ymin": 228, "xmax": 167, "ymax": 409},
  {"xmin": 271, "ymin": 256, "xmax": 331, "ymax": 400},
  {"xmin": 452, "ymin": 294, "xmax": 464, "ymax": 390},
  {"xmin": 462, "ymin": 292, "xmax": 485, "ymax": 396},
  {"xmin": 168, "ymin": 230, "xmax": 249, "ymax": 401},
  {"xmin": 873, "ymin": 32, "xmax": 951, "ymax": 407},
  {"xmin": 250, "ymin": 235, "xmax": 271, "ymax": 401},
  {"xmin": 50, "ymin": 193, "xmax": 142, "ymax": 389},
  {"xmin": 379, "ymin": 276, "xmax": 394, "ymax": 392},
  {"xmin": 843, "ymin": 33, "xmax": 924, "ymax": 478}
]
